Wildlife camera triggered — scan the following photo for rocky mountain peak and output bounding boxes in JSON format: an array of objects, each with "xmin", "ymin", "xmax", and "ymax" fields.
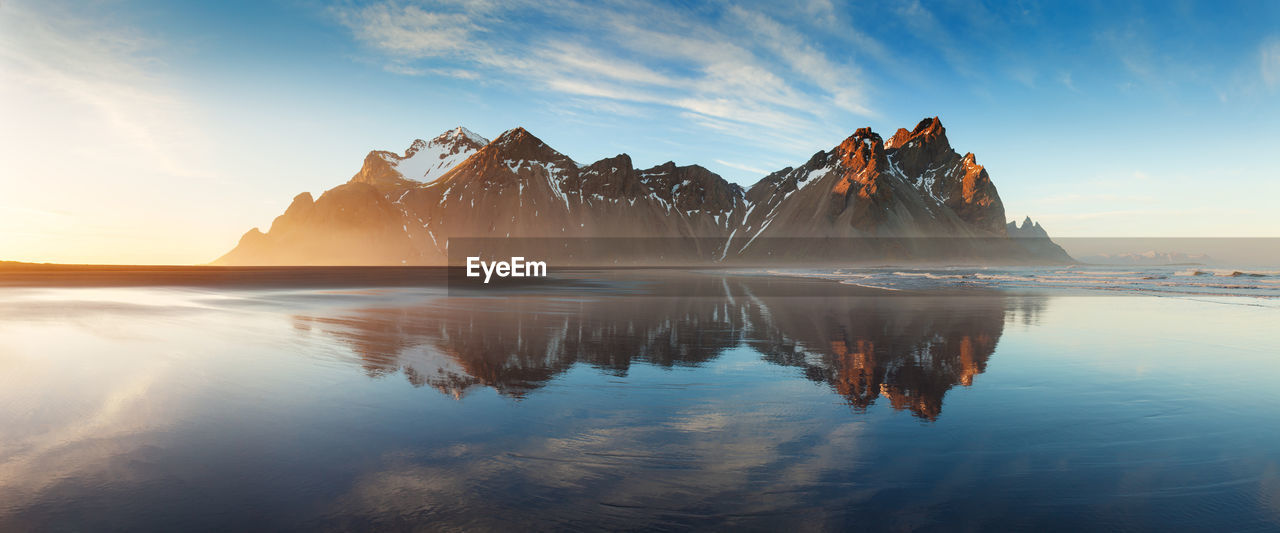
[
  {"xmin": 487, "ymin": 127, "xmax": 571, "ymax": 163},
  {"xmin": 638, "ymin": 162, "xmax": 742, "ymax": 213},
  {"xmin": 835, "ymin": 127, "xmax": 887, "ymax": 168},
  {"xmin": 405, "ymin": 139, "xmax": 429, "ymax": 157},
  {"xmin": 570, "ymin": 154, "xmax": 639, "ymax": 197},
  {"xmin": 885, "ymin": 117, "xmax": 947, "ymax": 146},
  {"xmin": 435, "ymin": 126, "xmax": 487, "ymax": 146},
  {"xmin": 409, "ymin": 127, "xmax": 488, "ymax": 158},
  {"xmin": 349, "ymin": 127, "xmax": 490, "ymax": 191},
  {"xmin": 887, "ymin": 116, "xmax": 954, "ymax": 178},
  {"xmin": 826, "ymin": 128, "xmax": 893, "ymax": 224},
  {"xmin": 437, "ymin": 126, "xmax": 578, "ymax": 190},
  {"xmin": 585, "ymin": 153, "xmax": 633, "ymax": 171},
  {"xmin": 640, "ymin": 161, "xmax": 720, "ymax": 186},
  {"xmin": 1007, "ymin": 216, "xmax": 1050, "ymax": 238},
  {"xmin": 494, "ymin": 126, "xmax": 532, "ymax": 144},
  {"xmin": 911, "ymin": 116, "xmax": 946, "ymax": 139}
]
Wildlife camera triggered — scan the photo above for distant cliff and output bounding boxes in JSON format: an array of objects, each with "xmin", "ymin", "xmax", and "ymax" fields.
[{"xmin": 1081, "ymin": 251, "xmax": 1212, "ymax": 265}]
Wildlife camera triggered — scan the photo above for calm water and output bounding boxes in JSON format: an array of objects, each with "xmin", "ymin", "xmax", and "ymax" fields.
[{"xmin": 1, "ymin": 271, "xmax": 1278, "ymax": 531}]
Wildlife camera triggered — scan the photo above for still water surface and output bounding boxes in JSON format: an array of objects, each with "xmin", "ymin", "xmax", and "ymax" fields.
[{"xmin": 1, "ymin": 272, "xmax": 1278, "ymax": 530}]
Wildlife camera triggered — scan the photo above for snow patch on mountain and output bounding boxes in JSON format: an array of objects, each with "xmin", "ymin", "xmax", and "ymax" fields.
[{"xmin": 389, "ymin": 127, "xmax": 488, "ymax": 183}]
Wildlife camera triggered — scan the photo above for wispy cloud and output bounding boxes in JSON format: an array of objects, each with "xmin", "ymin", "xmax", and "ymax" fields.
[
  {"xmin": 1263, "ymin": 37, "xmax": 1280, "ymax": 89},
  {"xmin": 714, "ymin": 159, "xmax": 770, "ymax": 176},
  {"xmin": 1059, "ymin": 71, "xmax": 1079, "ymax": 92},
  {"xmin": 334, "ymin": 3, "xmax": 478, "ymax": 59},
  {"xmin": 1045, "ymin": 207, "xmax": 1243, "ymax": 221},
  {"xmin": 0, "ymin": 1, "xmax": 208, "ymax": 180},
  {"xmin": 893, "ymin": 0, "xmax": 973, "ymax": 78},
  {"xmin": 727, "ymin": 6, "xmax": 873, "ymax": 117},
  {"xmin": 331, "ymin": 0, "xmax": 876, "ymax": 151}
]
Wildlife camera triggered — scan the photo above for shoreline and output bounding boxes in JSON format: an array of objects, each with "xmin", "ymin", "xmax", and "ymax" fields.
[
  {"xmin": 6, "ymin": 264, "xmax": 1271, "ymax": 302},
  {"xmin": 0, "ymin": 263, "xmax": 897, "ymax": 296}
]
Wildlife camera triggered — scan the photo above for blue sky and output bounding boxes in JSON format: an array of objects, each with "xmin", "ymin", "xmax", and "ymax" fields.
[{"xmin": 1, "ymin": 0, "xmax": 1278, "ymax": 263}]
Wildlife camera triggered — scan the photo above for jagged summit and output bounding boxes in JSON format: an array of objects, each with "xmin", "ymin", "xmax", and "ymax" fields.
[
  {"xmin": 1007, "ymin": 216, "xmax": 1049, "ymax": 238},
  {"xmin": 478, "ymin": 127, "xmax": 575, "ymax": 165},
  {"xmin": 351, "ymin": 126, "xmax": 489, "ymax": 191},
  {"xmin": 445, "ymin": 126, "xmax": 578, "ymax": 183},
  {"xmin": 443, "ymin": 126, "xmax": 487, "ymax": 146},
  {"xmin": 886, "ymin": 116, "xmax": 947, "ymax": 147},
  {"xmin": 404, "ymin": 127, "xmax": 487, "ymax": 156},
  {"xmin": 491, "ymin": 127, "xmax": 549, "ymax": 151},
  {"xmin": 405, "ymin": 139, "xmax": 428, "ymax": 157},
  {"xmin": 887, "ymin": 117, "xmax": 954, "ymax": 179},
  {"xmin": 835, "ymin": 127, "xmax": 888, "ymax": 168},
  {"xmin": 494, "ymin": 126, "xmax": 529, "ymax": 141}
]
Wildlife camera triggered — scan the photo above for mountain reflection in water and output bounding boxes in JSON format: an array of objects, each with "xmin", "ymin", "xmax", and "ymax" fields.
[{"xmin": 296, "ymin": 276, "xmax": 1046, "ymax": 419}]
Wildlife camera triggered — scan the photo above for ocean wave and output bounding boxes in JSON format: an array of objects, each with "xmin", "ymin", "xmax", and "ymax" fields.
[
  {"xmin": 839, "ymin": 280, "xmax": 902, "ymax": 291},
  {"xmin": 1053, "ymin": 270, "xmax": 1143, "ymax": 277},
  {"xmin": 1176, "ymin": 269, "xmax": 1276, "ymax": 278},
  {"xmin": 1227, "ymin": 271, "xmax": 1267, "ymax": 277},
  {"xmin": 766, "ymin": 266, "xmax": 1280, "ymax": 300},
  {"xmin": 890, "ymin": 271, "xmax": 973, "ymax": 280}
]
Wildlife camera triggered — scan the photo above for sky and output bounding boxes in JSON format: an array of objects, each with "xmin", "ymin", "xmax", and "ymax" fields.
[{"xmin": 1, "ymin": 0, "xmax": 1278, "ymax": 264}]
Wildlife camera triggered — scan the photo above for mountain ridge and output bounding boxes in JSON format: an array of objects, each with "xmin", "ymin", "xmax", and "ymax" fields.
[{"xmin": 214, "ymin": 118, "xmax": 1072, "ymax": 266}]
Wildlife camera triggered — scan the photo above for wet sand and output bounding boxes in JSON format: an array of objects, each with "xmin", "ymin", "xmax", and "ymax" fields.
[{"xmin": 0, "ymin": 263, "xmax": 895, "ymax": 296}]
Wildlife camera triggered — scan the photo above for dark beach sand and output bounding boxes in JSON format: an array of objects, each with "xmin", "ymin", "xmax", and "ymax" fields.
[{"xmin": 0, "ymin": 262, "xmax": 896, "ymax": 297}]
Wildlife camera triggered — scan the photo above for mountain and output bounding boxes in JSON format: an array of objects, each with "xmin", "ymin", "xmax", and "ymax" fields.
[
  {"xmin": 739, "ymin": 119, "xmax": 1003, "ymax": 244},
  {"xmin": 214, "ymin": 117, "xmax": 1071, "ymax": 266},
  {"xmin": 1081, "ymin": 251, "xmax": 1212, "ymax": 265},
  {"xmin": 1007, "ymin": 216, "xmax": 1049, "ymax": 238},
  {"xmin": 352, "ymin": 127, "xmax": 488, "ymax": 192},
  {"xmin": 215, "ymin": 128, "xmax": 488, "ymax": 266},
  {"xmin": 1002, "ymin": 216, "xmax": 1073, "ymax": 261}
]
